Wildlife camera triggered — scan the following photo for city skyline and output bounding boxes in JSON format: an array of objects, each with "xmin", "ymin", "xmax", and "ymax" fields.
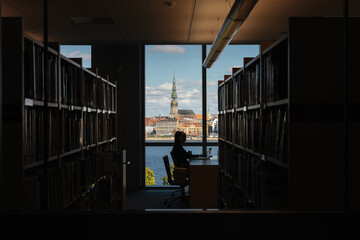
[{"xmin": 145, "ymin": 44, "xmax": 259, "ymax": 117}]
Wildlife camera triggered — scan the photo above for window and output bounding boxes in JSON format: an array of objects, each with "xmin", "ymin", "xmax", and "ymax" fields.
[
  {"xmin": 145, "ymin": 45, "xmax": 203, "ymax": 186},
  {"xmin": 60, "ymin": 45, "xmax": 92, "ymax": 68},
  {"xmin": 206, "ymin": 44, "xmax": 260, "ymax": 143},
  {"xmin": 144, "ymin": 44, "xmax": 259, "ymax": 187}
]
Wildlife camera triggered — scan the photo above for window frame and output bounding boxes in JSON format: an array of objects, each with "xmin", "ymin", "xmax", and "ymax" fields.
[{"xmin": 142, "ymin": 44, "xmax": 219, "ymax": 188}]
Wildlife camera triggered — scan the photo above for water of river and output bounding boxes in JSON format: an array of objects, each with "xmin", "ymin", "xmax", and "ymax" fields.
[{"xmin": 145, "ymin": 145, "xmax": 218, "ymax": 186}]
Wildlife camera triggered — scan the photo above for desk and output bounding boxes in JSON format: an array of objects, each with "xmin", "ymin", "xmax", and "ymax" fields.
[{"xmin": 189, "ymin": 158, "xmax": 219, "ymax": 209}]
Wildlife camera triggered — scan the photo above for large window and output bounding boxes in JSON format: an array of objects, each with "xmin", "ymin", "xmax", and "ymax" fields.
[
  {"xmin": 60, "ymin": 45, "xmax": 92, "ymax": 68},
  {"xmin": 145, "ymin": 45, "xmax": 202, "ymax": 141},
  {"xmin": 206, "ymin": 44, "xmax": 260, "ymax": 142},
  {"xmin": 145, "ymin": 45, "xmax": 204, "ymax": 186},
  {"xmin": 145, "ymin": 44, "xmax": 258, "ymax": 187}
]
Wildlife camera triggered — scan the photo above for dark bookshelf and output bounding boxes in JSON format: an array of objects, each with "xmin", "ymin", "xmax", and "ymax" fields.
[
  {"xmin": 218, "ymin": 17, "xmax": 359, "ymax": 211},
  {"xmin": 1, "ymin": 17, "xmax": 121, "ymax": 211},
  {"xmin": 218, "ymin": 37, "xmax": 292, "ymax": 209}
]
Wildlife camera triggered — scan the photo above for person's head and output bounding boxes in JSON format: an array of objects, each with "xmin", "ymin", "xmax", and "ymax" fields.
[{"xmin": 174, "ymin": 131, "xmax": 186, "ymax": 145}]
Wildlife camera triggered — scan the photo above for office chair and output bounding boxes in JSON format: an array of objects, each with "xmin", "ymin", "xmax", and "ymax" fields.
[
  {"xmin": 170, "ymin": 151, "xmax": 189, "ymax": 196},
  {"xmin": 163, "ymin": 155, "xmax": 189, "ymax": 207}
]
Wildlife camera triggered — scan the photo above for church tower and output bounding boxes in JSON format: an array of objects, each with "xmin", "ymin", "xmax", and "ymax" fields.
[{"xmin": 170, "ymin": 69, "xmax": 178, "ymax": 118}]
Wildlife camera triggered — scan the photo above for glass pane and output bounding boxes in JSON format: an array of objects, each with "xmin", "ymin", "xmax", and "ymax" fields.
[
  {"xmin": 60, "ymin": 45, "xmax": 92, "ymax": 68},
  {"xmin": 145, "ymin": 45, "xmax": 203, "ymax": 142},
  {"xmin": 145, "ymin": 146, "xmax": 218, "ymax": 187},
  {"xmin": 206, "ymin": 44, "xmax": 259, "ymax": 142}
]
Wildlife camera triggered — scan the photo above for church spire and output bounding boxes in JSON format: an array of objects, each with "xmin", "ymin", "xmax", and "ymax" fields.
[
  {"xmin": 171, "ymin": 68, "xmax": 177, "ymax": 99},
  {"xmin": 170, "ymin": 67, "xmax": 178, "ymax": 117}
]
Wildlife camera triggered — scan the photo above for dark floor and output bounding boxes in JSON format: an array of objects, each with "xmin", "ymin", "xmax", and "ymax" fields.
[{"xmin": 126, "ymin": 187, "xmax": 189, "ymax": 210}]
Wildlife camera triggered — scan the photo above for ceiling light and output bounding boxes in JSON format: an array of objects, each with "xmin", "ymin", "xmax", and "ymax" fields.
[{"xmin": 203, "ymin": 0, "xmax": 258, "ymax": 68}]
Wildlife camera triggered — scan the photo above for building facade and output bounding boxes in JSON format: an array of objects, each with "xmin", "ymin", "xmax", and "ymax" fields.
[{"xmin": 156, "ymin": 119, "xmax": 178, "ymax": 135}]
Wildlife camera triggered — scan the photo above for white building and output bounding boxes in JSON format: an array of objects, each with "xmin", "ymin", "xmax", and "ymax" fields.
[{"xmin": 212, "ymin": 118, "xmax": 218, "ymax": 133}]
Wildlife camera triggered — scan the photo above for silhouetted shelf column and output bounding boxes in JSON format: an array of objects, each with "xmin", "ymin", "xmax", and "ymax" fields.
[
  {"xmin": 1, "ymin": 17, "xmax": 118, "ymax": 211},
  {"xmin": 218, "ymin": 34, "xmax": 289, "ymax": 209},
  {"xmin": 218, "ymin": 17, "xmax": 359, "ymax": 211}
]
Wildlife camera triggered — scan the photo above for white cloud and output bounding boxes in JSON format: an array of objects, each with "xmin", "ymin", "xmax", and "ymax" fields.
[
  {"xmin": 146, "ymin": 82, "xmax": 172, "ymax": 97},
  {"xmin": 66, "ymin": 50, "xmax": 91, "ymax": 60},
  {"xmin": 146, "ymin": 80, "xmax": 203, "ymax": 116},
  {"xmin": 158, "ymin": 82, "xmax": 172, "ymax": 91},
  {"xmin": 149, "ymin": 45, "xmax": 186, "ymax": 54},
  {"xmin": 177, "ymin": 78, "xmax": 185, "ymax": 85}
]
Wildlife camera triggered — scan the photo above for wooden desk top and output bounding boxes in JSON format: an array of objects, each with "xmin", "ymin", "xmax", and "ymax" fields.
[{"xmin": 189, "ymin": 159, "xmax": 219, "ymax": 166}]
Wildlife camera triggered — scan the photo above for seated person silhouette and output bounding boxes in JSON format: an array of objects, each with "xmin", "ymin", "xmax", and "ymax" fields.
[
  {"xmin": 171, "ymin": 131, "xmax": 191, "ymax": 169},
  {"xmin": 171, "ymin": 131, "xmax": 205, "ymax": 169}
]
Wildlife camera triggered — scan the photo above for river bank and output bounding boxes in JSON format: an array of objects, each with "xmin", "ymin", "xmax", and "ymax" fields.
[{"xmin": 145, "ymin": 137, "xmax": 218, "ymax": 141}]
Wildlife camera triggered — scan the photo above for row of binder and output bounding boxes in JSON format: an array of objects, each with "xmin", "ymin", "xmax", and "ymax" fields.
[
  {"xmin": 219, "ymin": 143, "xmax": 288, "ymax": 209},
  {"xmin": 24, "ymin": 108, "xmax": 117, "ymax": 166},
  {"xmin": 24, "ymin": 150, "xmax": 118, "ymax": 210},
  {"xmin": 219, "ymin": 107, "xmax": 288, "ymax": 163},
  {"xmin": 218, "ymin": 39, "xmax": 288, "ymax": 112},
  {"xmin": 24, "ymin": 37, "xmax": 116, "ymax": 111}
]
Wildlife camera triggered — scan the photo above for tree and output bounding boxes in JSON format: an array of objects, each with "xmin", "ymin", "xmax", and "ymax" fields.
[{"xmin": 146, "ymin": 167, "xmax": 155, "ymax": 185}]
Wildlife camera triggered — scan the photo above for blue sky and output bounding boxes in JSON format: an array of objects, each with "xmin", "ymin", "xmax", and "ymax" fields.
[
  {"xmin": 145, "ymin": 44, "xmax": 259, "ymax": 117},
  {"xmin": 146, "ymin": 45, "xmax": 202, "ymax": 117},
  {"xmin": 60, "ymin": 44, "xmax": 260, "ymax": 117},
  {"xmin": 60, "ymin": 45, "xmax": 92, "ymax": 68}
]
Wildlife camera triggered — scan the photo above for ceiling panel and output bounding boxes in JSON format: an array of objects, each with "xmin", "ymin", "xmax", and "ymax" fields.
[
  {"xmin": 1, "ymin": 0, "xmax": 357, "ymax": 44},
  {"xmin": 75, "ymin": 24, "xmax": 123, "ymax": 43},
  {"xmin": 190, "ymin": 0, "xmax": 229, "ymax": 43},
  {"xmin": 50, "ymin": 0, "xmax": 108, "ymax": 17},
  {"xmin": 4, "ymin": 0, "xmax": 43, "ymax": 24},
  {"xmin": 148, "ymin": 0, "xmax": 193, "ymax": 42},
  {"xmin": 48, "ymin": 0, "xmax": 94, "ymax": 43},
  {"xmin": 232, "ymin": 0, "xmax": 298, "ymax": 43},
  {"xmin": 102, "ymin": 0, "xmax": 153, "ymax": 42},
  {"xmin": 233, "ymin": 0, "xmax": 345, "ymax": 43},
  {"xmin": 50, "ymin": 0, "xmax": 114, "ymax": 43}
]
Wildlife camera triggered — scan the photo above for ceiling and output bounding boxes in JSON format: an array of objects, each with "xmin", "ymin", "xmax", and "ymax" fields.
[{"xmin": 1, "ymin": 0, "xmax": 358, "ymax": 45}]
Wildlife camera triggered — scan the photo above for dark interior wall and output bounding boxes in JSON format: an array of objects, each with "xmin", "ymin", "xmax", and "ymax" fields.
[
  {"xmin": 92, "ymin": 44, "xmax": 143, "ymax": 191},
  {"xmin": 288, "ymin": 18, "xmax": 346, "ymax": 211},
  {"xmin": 0, "ymin": 0, "xmax": 2, "ymax": 208},
  {"xmin": 288, "ymin": 17, "xmax": 360, "ymax": 211},
  {"xmin": 348, "ymin": 18, "xmax": 360, "ymax": 211},
  {"xmin": 1, "ymin": 17, "xmax": 24, "ymax": 210}
]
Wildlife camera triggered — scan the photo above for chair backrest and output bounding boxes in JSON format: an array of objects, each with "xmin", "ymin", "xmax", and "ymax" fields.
[
  {"xmin": 163, "ymin": 155, "xmax": 174, "ymax": 185},
  {"xmin": 170, "ymin": 151, "xmax": 178, "ymax": 167}
]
